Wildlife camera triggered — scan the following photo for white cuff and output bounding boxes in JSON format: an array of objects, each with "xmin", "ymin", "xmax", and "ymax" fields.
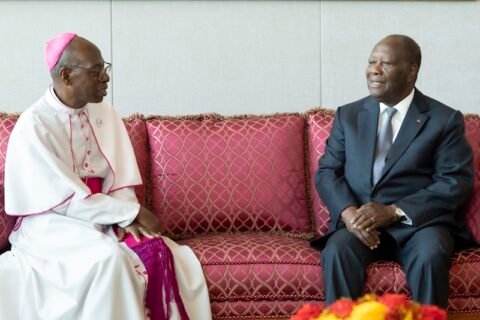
[{"xmin": 395, "ymin": 206, "xmax": 412, "ymax": 225}]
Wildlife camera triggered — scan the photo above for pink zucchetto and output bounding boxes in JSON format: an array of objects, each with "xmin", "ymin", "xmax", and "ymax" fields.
[{"xmin": 45, "ymin": 32, "xmax": 77, "ymax": 71}]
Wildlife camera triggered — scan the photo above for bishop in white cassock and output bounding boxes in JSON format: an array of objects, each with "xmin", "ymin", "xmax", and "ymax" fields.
[{"xmin": 0, "ymin": 32, "xmax": 211, "ymax": 320}]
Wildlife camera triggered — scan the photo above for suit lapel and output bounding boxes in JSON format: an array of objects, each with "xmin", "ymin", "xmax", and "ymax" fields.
[
  {"xmin": 375, "ymin": 90, "xmax": 430, "ymax": 188},
  {"xmin": 357, "ymin": 97, "xmax": 380, "ymax": 190}
]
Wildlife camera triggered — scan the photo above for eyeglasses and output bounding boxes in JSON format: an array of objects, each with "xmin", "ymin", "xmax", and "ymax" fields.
[{"xmin": 66, "ymin": 62, "xmax": 112, "ymax": 80}]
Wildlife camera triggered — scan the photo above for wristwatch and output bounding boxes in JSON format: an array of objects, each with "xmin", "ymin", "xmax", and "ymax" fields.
[{"xmin": 392, "ymin": 205, "xmax": 407, "ymax": 222}]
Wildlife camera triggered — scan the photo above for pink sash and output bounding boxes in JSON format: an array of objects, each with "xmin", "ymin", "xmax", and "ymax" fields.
[
  {"xmin": 83, "ymin": 177, "xmax": 189, "ymax": 320},
  {"xmin": 81, "ymin": 177, "xmax": 102, "ymax": 194}
]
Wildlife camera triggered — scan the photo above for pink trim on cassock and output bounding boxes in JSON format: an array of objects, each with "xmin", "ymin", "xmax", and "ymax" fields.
[
  {"xmin": 84, "ymin": 114, "xmax": 117, "ymax": 193},
  {"xmin": 134, "ymin": 265, "xmax": 149, "ymax": 320},
  {"xmin": 108, "ymin": 184, "xmax": 142, "ymax": 194},
  {"xmin": 12, "ymin": 217, "xmax": 24, "ymax": 231},
  {"xmin": 6, "ymin": 193, "xmax": 75, "ymax": 217},
  {"xmin": 68, "ymin": 115, "xmax": 76, "ymax": 172}
]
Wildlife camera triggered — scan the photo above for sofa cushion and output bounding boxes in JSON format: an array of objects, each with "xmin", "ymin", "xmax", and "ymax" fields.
[
  {"xmin": 448, "ymin": 248, "xmax": 480, "ymax": 313},
  {"xmin": 464, "ymin": 114, "xmax": 480, "ymax": 244},
  {"xmin": 178, "ymin": 234, "xmax": 323, "ymax": 318},
  {"xmin": 147, "ymin": 114, "xmax": 310, "ymax": 238},
  {"xmin": 123, "ymin": 116, "xmax": 149, "ymax": 207},
  {"xmin": 180, "ymin": 234, "xmax": 480, "ymax": 318},
  {"xmin": 0, "ymin": 114, "xmax": 18, "ymax": 250},
  {"xmin": 306, "ymin": 109, "xmax": 336, "ymax": 237}
]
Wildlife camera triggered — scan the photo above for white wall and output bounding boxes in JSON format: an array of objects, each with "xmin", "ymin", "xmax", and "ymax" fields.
[
  {"xmin": 320, "ymin": 1, "xmax": 480, "ymax": 114},
  {"xmin": 0, "ymin": 1, "xmax": 478, "ymax": 116},
  {"xmin": 111, "ymin": 1, "xmax": 321, "ymax": 115},
  {"xmin": 0, "ymin": 1, "xmax": 112, "ymax": 112}
]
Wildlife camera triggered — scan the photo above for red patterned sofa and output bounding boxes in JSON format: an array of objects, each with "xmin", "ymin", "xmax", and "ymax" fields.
[{"xmin": 1, "ymin": 109, "xmax": 479, "ymax": 320}]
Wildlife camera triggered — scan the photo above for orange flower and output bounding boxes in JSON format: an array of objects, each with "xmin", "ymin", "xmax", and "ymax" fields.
[
  {"xmin": 291, "ymin": 303, "xmax": 323, "ymax": 320},
  {"xmin": 328, "ymin": 298, "xmax": 356, "ymax": 318}
]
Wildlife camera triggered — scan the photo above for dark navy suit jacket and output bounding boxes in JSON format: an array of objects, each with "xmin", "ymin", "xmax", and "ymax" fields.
[{"xmin": 311, "ymin": 90, "xmax": 474, "ymax": 248}]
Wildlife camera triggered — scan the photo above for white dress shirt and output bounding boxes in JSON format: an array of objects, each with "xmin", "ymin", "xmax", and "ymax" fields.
[{"xmin": 376, "ymin": 89, "xmax": 415, "ymax": 225}]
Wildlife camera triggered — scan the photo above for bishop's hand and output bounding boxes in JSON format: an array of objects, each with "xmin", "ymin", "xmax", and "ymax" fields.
[{"xmin": 117, "ymin": 206, "xmax": 162, "ymax": 241}]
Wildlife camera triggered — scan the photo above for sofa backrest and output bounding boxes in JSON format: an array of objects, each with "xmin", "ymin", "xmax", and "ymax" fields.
[
  {"xmin": 0, "ymin": 114, "xmax": 18, "ymax": 250},
  {"xmin": 464, "ymin": 114, "xmax": 480, "ymax": 244},
  {"xmin": 123, "ymin": 116, "xmax": 150, "ymax": 207},
  {"xmin": 1, "ymin": 110, "xmax": 479, "ymax": 249},
  {"xmin": 305, "ymin": 109, "xmax": 336, "ymax": 237},
  {"xmin": 146, "ymin": 114, "xmax": 312, "ymax": 239}
]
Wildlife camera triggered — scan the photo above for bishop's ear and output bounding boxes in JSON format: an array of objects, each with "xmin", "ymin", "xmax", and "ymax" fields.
[{"xmin": 58, "ymin": 66, "xmax": 73, "ymax": 85}]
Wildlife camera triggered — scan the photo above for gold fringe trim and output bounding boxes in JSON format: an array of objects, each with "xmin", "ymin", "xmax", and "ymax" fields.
[
  {"xmin": 302, "ymin": 119, "xmax": 316, "ymax": 238},
  {"xmin": 123, "ymin": 113, "xmax": 145, "ymax": 122},
  {"xmin": 0, "ymin": 112, "xmax": 20, "ymax": 118},
  {"xmin": 464, "ymin": 113, "xmax": 480, "ymax": 120},
  {"xmin": 304, "ymin": 107, "xmax": 336, "ymax": 116},
  {"xmin": 144, "ymin": 111, "xmax": 303, "ymax": 122}
]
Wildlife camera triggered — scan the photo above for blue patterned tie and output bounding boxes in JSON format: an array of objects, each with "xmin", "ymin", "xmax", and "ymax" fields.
[{"xmin": 373, "ymin": 107, "xmax": 397, "ymax": 185}]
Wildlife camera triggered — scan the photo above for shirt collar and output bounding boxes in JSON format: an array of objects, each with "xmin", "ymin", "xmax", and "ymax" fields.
[
  {"xmin": 45, "ymin": 85, "xmax": 86, "ymax": 115},
  {"xmin": 379, "ymin": 88, "xmax": 415, "ymax": 116}
]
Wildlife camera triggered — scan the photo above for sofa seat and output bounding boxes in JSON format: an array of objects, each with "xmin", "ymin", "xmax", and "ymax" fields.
[
  {"xmin": 178, "ymin": 234, "xmax": 322, "ymax": 319},
  {"xmin": 447, "ymin": 248, "xmax": 480, "ymax": 313},
  {"xmin": 180, "ymin": 234, "xmax": 480, "ymax": 319}
]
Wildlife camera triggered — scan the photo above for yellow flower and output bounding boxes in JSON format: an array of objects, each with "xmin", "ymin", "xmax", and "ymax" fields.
[
  {"xmin": 404, "ymin": 309, "xmax": 413, "ymax": 320},
  {"xmin": 348, "ymin": 301, "xmax": 388, "ymax": 320},
  {"xmin": 316, "ymin": 313, "xmax": 340, "ymax": 320}
]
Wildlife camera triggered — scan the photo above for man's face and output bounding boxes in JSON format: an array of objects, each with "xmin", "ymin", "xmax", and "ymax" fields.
[
  {"xmin": 68, "ymin": 41, "xmax": 110, "ymax": 105},
  {"xmin": 366, "ymin": 38, "xmax": 417, "ymax": 106}
]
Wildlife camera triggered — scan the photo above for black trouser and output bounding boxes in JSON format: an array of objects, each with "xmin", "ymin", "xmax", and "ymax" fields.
[{"xmin": 321, "ymin": 226, "xmax": 454, "ymax": 308}]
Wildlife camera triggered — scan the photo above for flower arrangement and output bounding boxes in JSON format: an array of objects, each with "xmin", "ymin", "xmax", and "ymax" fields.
[{"xmin": 291, "ymin": 294, "xmax": 447, "ymax": 320}]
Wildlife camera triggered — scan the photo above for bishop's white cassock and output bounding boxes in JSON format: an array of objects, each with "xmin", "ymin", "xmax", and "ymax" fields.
[{"xmin": 0, "ymin": 87, "xmax": 211, "ymax": 320}]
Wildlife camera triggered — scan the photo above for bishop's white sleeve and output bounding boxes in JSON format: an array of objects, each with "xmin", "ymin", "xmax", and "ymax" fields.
[{"xmin": 51, "ymin": 187, "xmax": 140, "ymax": 227}]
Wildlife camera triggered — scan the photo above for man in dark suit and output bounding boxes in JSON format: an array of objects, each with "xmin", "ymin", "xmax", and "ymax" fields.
[{"xmin": 311, "ymin": 34, "xmax": 474, "ymax": 308}]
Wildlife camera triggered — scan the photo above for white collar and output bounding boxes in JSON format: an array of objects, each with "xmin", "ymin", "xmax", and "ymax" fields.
[
  {"xmin": 46, "ymin": 85, "xmax": 86, "ymax": 116},
  {"xmin": 379, "ymin": 88, "xmax": 415, "ymax": 116}
]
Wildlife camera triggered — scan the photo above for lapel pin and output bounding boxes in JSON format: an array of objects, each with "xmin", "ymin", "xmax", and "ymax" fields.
[{"xmin": 416, "ymin": 119, "xmax": 422, "ymax": 124}]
